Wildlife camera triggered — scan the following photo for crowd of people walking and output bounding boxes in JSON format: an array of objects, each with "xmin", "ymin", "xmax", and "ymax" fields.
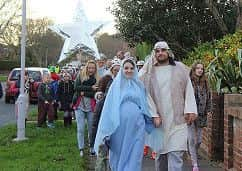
[{"xmin": 32, "ymin": 41, "xmax": 212, "ymax": 171}]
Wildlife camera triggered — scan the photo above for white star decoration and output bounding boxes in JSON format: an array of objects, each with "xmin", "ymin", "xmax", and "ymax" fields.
[{"xmin": 50, "ymin": 0, "xmax": 103, "ymax": 63}]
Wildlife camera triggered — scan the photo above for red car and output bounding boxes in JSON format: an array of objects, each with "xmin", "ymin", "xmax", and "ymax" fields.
[
  {"xmin": 5, "ymin": 68, "xmax": 21, "ymax": 103},
  {"xmin": 5, "ymin": 67, "xmax": 50, "ymax": 103}
]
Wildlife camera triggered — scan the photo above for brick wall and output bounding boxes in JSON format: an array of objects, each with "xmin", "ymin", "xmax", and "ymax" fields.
[
  {"xmin": 201, "ymin": 92, "xmax": 224, "ymax": 161},
  {"xmin": 224, "ymin": 94, "xmax": 242, "ymax": 171}
]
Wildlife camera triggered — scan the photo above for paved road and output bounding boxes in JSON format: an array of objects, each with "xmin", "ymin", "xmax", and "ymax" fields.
[
  {"xmin": 0, "ymin": 82, "xmax": 16, "ymax": 127},
  {"xmin": 0, "ymin": 82, "xmax": 35, "ymax": 127}
]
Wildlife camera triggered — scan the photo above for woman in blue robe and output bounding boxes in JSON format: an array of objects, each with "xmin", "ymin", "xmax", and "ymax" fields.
[{"xmin": 94, "ymin": 58, "xmax": 153, "ymax": 171}]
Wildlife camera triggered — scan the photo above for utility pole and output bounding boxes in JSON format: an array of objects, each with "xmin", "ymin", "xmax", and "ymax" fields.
[{"xmin": 13, "ymin": 0, "xmax": 28, "ymax": 141}]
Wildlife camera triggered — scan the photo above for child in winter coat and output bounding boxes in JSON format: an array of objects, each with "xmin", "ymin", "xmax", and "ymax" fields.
[
  {"xmin": 37, "ymin": 74, "xmax": 55, "ymax": 128},
  {"xmin": 57, "ymin": 73, "xmax": 74, "ymax": 127},
  {"xmin": 50, "ymin": 68, "xmax": 60, "ymax": 120}
]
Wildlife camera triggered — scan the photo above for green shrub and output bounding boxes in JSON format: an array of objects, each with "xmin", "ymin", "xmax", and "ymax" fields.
[
  {"xmin": 135, "ymin": 42, "xmax": 152, "ymax": 61},
  {"xmin": 183, "ymin": 31, "xmax": 242, "ymax": 93},
  {"xmin": 183, "ymin": 42, "xmax": 214, "ymax": 67},
  {"xmin": 183, "ymin": 31, "xmax": 242, "ymax": 67}
]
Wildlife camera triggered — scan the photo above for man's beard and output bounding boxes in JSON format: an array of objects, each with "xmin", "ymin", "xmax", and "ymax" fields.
[{"xmin": 156, "ymin": 56, "xmax": 169, "ymax": 64}]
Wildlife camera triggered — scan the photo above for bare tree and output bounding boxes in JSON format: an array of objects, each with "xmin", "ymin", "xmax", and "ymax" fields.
[
  {"xmin": 26, "ymin": 18, "xmax": 63, "ymax": 66},
  {"xmin": 96, "ymin": 33, "xmax": 134, "ymax": 58},
  {"xmin": 0, "ymin": 0, "xmax": 21, "ymax": 45}
]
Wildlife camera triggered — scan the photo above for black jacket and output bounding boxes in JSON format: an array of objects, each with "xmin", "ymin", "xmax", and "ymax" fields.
[
  {"xmin": 37, "ymin": 83, "xmax": 54, "ymax": 103},
  {"xmin": 57, "ymin": 80, "xmax": 74, "ymax": 111},
  {"xmin": 72, "ymin": 74, "xmax": 97, "ymax": 105}
]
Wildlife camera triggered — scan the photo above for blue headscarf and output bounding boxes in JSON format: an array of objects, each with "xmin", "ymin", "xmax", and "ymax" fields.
[{"xmin": 94, "ymin": 58, "xmax": 151, "ymax": 153}]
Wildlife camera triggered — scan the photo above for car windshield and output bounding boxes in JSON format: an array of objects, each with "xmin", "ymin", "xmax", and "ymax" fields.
[
  {"xmin": 9, "ymin": 70, "xmax": 20, "ymax": 81},
  {"xmin": 28, "ymin": 70, "xmax": 41, "ymax": 82}
]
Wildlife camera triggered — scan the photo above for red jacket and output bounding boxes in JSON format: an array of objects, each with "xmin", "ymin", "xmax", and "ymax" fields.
[{"xmin": 51, "ymin": 73, "xmax": 60, "ymax": 81}]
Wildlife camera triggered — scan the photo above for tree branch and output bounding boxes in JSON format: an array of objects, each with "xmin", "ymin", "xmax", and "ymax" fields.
[{"xmin": 205, "ymin": 0, "xmax": 229, "ymax": 34}]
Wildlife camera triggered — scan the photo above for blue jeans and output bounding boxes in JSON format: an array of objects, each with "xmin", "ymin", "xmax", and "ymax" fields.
[{"xmin": 75, "ymin": 108, "xmax": 93, "ymax": 150}]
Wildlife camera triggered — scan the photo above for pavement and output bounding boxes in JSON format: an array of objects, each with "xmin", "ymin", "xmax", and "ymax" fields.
[
  {"xmin": 142, "ymin": 154, "xmax": 222, "ymax": 171},
  {"xmin": 88, "ymin": 152, "xmax": 223, "ymax": 171}
]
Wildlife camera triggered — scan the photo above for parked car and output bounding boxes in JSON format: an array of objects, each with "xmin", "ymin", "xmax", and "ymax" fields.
[
  {"xmin": 28, "ymin": 67, "xmax": 50, "ymax": 103},
  {"xmin": 5, "ymin": 67, "xmax": 50, "ymax": 103},
  {"xmin": 5, "ymin": 68, "xmax": 21, "ymax": 103}
]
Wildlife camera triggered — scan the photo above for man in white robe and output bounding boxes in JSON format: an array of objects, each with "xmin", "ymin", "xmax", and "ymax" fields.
[{"xmin": 139, "ymin": 41, "xmax": 197, "ymax": 171}]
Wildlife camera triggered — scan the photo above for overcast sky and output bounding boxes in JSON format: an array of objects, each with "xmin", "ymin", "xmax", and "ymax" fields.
[{"xmin": 28, "ymin": 0, "xmax": 116, "ymax": 34}]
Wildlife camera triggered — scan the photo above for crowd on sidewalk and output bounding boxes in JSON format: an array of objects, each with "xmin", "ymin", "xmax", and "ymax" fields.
[{"xmin": 4, "ymin": 41, "xmax": 212, "ymax": 171}]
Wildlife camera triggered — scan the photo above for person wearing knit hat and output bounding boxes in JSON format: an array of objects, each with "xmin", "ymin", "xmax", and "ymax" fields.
[
  {"xmin": 106, "ymin": 59, "xmax": 113, "ymax": 70},
  {"xmin": 124, "ymin": 51, "xmax": 131, "ymax": 58},
  {"xmin": 137, "ymin": 60, "xmax": 145, "ymax": 71},
  {"xmin": 97, "ymin": 55, "xmax": 108, "ymax": 77},
  {"xmin": 139, "ymin": 41, "xmax": 197, "ymax": 171},
  {"xmin": 103, "ymin": 59, "xmax": 121, "ymax": 78},
  {"xmin": 110, "ymin": 61, "xmax": 120, "ymax": 78},
  {"xmin": 49, "ymin": 66, "xmax": 60, "ymax": 120}
]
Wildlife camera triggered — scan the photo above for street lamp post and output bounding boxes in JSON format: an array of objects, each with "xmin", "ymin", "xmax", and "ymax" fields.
[{"xmin": 13, "ymin": 0, "xmax": 28, "ymax": 141}]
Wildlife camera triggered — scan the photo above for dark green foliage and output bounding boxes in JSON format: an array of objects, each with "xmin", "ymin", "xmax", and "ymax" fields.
[
  {"xmin": 111, "ymin": 0, "xmax": 237, "ymax": 59},
  {"xmin": 183, "ymin": 31, "xmax": 242, "ymax": 93}
]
